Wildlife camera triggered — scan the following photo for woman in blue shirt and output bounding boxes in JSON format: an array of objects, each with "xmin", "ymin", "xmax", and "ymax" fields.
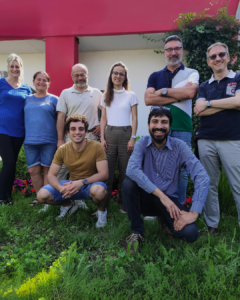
[
  {"xmin": 0, "ymin": 54, "xmax": 31, "ymax": 205},
  {"xmin": 24, "ymin": 71, "xmax": 58, "ymax": 207}
]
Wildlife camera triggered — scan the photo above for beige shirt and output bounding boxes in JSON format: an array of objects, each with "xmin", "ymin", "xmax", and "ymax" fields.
[
  {"xmin": 57, "ymin": 85, "xmax": 102, "ymax": 142},
  {"xmin": 53, "ymin": 140, "xmax": 107, "ymax": 181}
]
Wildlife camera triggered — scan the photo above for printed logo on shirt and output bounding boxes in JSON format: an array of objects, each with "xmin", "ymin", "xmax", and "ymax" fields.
[{"xmin": 226, "ymin": 82, "xmax": 237, "ymax": 96}]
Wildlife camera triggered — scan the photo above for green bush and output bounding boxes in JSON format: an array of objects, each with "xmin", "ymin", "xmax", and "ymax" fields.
[
  {"xmin": 15, "ymin": 146, "xmax": 30, "ymax": 180},
  {"xmin": 0, "ymin": 146, "xmax": 29, "ymax": 181}
]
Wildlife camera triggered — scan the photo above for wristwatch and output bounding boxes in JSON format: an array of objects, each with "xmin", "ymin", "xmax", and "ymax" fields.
[
  {"xmin": 206, "ymin": 100, "xmax": 211, "ymax": 108},
  {"xmin": 82, "ymin": 179, "xmax": 88, "ymax": 185},
  {"xmin": 131, "ymin": 135, "xmax": 137, "ymax": 139},
  {"xmin": 162, "ymin": 88, "xmax": 168, "ymax": 96}
]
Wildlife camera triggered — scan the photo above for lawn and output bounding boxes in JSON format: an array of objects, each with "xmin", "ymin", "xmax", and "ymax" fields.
[{"xmin": 0, "ymin": 191, "xmax": 240, "ymax": 299}]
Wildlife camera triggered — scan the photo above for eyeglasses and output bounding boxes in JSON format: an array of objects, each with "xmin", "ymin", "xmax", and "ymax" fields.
[
  {"xmin": 112, "ymin": 71, "xmax": 126, "ymax": 77},
  {"xmin": 208, "ymin": 52, "xmax": 227, "ymax": 60},
  {"xmin": 150, "ymin": 106, "xmax": 171, "ymax": 112},
  {"xmin": 164, "ymin": 47, "xmax": 182, "ymax": 53},
  {"xmin": 72, "ymin": 73, "xmax": 87, "ymax": 78}
]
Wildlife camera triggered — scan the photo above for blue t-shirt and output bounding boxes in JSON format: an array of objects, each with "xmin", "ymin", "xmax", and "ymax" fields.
[
  {"xmin": 0, "ymin": 78, "xmax": 32, "ymax": 137},
  {"xmin": 196, "ymin": 71, "xmax": 240, "ymax": 140},
  {"xmin": 24, "ymin": 94, "xmax": 58, "ymax": 145}
]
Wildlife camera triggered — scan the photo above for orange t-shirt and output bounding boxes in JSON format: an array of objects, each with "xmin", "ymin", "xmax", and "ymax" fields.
[{"xmin": 53, "ymin": 140, "xmax": 107, "ymax": 181}]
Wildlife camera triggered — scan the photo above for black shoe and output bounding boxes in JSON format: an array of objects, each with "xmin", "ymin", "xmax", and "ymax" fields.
[
  {"xmin": 0, "ymin": 200, "xmax": 13, "ymax": 206},
  {"xmin": 125, "ymin": 233, "xmax": 144, "ymax": 254},
  {"xmin": 207, "ymin": 226, "xmax": 219, "ymax": 235}
]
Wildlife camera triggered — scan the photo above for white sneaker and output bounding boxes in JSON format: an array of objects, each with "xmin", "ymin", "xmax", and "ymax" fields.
[
  {"xmin": 38, "ymin": 204, "xmax": 50, "ymax": 213},
  {"xmin": 77, "ymin": 200, "xmax": 89, "ymax": 210},
  {"xmin": 96, "ymin": 210, "xmax": 107, "ymax": 228},
  {"xmin": 144, "ymin": 216, "xmax": 157, "ymax": 221},
  {"xmin": 56, "ymin": 202, "xmax": 78, "ymax": 220}
]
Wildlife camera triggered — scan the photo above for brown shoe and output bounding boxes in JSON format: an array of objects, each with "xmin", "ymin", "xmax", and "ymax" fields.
[
  {"xmin": 207, "ymin": 226, "xmax": 219, "ymax": 235},
  {"xmin": 125, "ymin": 233, "xmax": 144, "ymax": 254}
]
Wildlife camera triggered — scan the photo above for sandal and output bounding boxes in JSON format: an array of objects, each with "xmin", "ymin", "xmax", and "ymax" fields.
[{"xmin": 29, "ymin": 198, "xmax": 39, "ymax": 206}]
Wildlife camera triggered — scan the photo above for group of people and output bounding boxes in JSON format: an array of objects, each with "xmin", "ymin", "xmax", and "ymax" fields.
[{"xmin": 1, "ymin": 34, "xmax": 240, "ymax": 251}]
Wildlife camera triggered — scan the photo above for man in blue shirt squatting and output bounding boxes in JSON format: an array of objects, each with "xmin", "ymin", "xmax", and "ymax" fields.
[
  {"xmin": 122, "ymin": 107, "xmax": 210, "ymax": 251},
  {"xmin": 144, "ymin": 35, "xmax": 199, "ymax": 212},
  {"xmin": 194, "ymin": 42, "xmax": 240, "ymax": 235}
]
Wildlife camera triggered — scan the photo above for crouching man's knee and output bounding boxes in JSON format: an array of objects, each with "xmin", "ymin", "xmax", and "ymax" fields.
[
  {"xmin": 89, "ymin": 184, "xmax": 107, "ymax": 201},
  {"xmin": 182, "ymin": 223, "xmax": 199, "ymax": 243},
  {"xmin": 37, "ymin": 188, "xmax": 53, "ymax": 204}
]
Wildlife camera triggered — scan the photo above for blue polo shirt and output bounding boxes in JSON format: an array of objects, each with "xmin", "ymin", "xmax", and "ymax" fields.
[
  {"xmin": 196, "ymin": 70, "xmax": 240, "ymax": 140},
  {"xmin": 147, "ymin": 63, "xmax": 199, "ymax": 132}
]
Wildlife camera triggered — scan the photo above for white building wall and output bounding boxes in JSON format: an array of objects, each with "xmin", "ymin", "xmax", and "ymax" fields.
[{"xmin": 0, "ymin": 49, "xmax": 166, "ymax": 136}]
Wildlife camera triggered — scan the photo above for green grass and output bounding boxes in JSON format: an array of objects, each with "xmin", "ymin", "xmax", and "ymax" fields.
[{"xmin": 0, "ymin": 192, "xmax": 240, "ymax": 299}]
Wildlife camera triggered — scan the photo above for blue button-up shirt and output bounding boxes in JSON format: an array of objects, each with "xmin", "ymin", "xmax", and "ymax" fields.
[{"xmin": 126, "ymin": 136, "xmax": 210, "ymax": 214}]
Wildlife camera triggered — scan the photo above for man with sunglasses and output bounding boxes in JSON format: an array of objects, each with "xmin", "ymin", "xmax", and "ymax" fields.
[
  {"xmin": 122, "ymin": 107, "xmax": 209, "ymax": 252},
  {"xmin": 144, "ymin": 35, "xmax": 199, "ymax": 211},
  {"xmin": 194, "ymin": 42, "xmax": 240, "ymax": 234},
  {"xmin": 53, "ymin": 63, "xmax": 102, "ymax": 217}
]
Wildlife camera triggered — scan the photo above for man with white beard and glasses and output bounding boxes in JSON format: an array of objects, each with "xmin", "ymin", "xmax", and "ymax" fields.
[
  {"xmin": 122, "ymin": 107, "xmax": 210, "ymax": 252},
  {"xmin": 50, "ymin": 64, "xmax": 102, "ymax": 217},
  {"xmin": 144, "ymin": 36, "xmax": 199, "ymax": 213}
]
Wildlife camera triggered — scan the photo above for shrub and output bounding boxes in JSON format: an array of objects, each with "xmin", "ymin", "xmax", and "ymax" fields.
[
  {"xmin": 0, "ymin": 146, "xmax": 29, "ymax": 181},
  {"xmin": 15, "ymin": 146, "xmax": 30, "ymax": 180}
]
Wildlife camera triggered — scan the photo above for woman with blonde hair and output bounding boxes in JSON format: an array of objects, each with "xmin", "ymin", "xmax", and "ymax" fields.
[
  {"xmin": 0, "ymin": 54, "xmax": 31, "ymax": 205},
  {"xmin": 100, "ymin": 62, "xmax": 138, "ymax": 213},
  {"xmin": 24, "ymin": 71, "xmax": 58, "ymax": 209}
]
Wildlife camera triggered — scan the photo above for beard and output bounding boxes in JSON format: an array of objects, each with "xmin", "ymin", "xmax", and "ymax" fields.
[
  {"xmin": 165, "ymin": 53, "xmax": 182, "ymax": 66},
  {"xmin": 75, "ymin": 78, "xmax": 88, "ymax": 88},
  {"xmin": 149, "ymin": 128, "xmax": 169, "ymax": 144}
]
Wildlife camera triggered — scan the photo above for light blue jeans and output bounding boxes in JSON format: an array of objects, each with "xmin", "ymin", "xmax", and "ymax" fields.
[{"xmin": 169, "ymin": 130, "xmax": 192, "ymax": 204}]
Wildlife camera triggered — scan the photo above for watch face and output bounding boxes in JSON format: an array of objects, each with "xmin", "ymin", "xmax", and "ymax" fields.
[
  {"xmin": 83, "ymin": 179, "xmax": 88, "ymax": 185},
  {"xmin": 162, "ymin": 89, "xmax": 167, "ymax": 96}
]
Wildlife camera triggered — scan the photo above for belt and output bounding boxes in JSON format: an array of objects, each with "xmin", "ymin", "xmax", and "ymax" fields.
[{"xmin": 88, "ymin": 128, "xmax": 95, "ymax": 133}]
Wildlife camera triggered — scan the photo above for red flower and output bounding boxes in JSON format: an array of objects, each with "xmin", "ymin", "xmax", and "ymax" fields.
[
  {"xmin": 24, "ymin": 180, "xmax": 27, "ymax": 185},
  {"xmin": 31, "ymin": 189, "xmax": 36, "ymax": 192},
  {"xmin": 12, "ymin": 187, "xmax": 15, "ymax": 191},
  {"xmin": 112, "ymin": 192, "xmax": 115, "ymax": 195},
  {"xmin": 184, "ymin": 197, "xmax": 193, "ymax": 205},
  {"xmin": 25, "ymin": 186, "xmax": 28, "ymax": 189},
  {"xmin": 22, "ymin": 190, "xmax": 26, "ymax": 194},
  {"xmin": 117, "ymin": 194, "xmax": 119, "ymax": 197}
]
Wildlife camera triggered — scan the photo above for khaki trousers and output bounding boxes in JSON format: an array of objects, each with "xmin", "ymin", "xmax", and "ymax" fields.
[{"xmin": 105, "ymin": 125, "xmax": 132, "ymax": 210}]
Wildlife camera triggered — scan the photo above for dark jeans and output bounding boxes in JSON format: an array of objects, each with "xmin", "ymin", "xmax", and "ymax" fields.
[
  {"xmin": 0, "ymin": 134, "xmax": 24, "ymax": 200},
  {"xmin": 122, "ymin": 177, "xmax": 199, "ymax": 243}
]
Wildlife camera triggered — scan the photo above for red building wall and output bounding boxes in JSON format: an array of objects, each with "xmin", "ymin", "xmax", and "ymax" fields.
[{"xmin": 0, "ymin": 0, "xmax": 238, "ymax": 95}]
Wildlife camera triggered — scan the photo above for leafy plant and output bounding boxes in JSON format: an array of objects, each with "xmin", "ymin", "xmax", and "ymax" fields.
[
  {"xmin": 13, "ymin": 179, "xmax": 36, "ymax": 198},
  {"xmin": 15, "ymin": 146, "xmax": 30, "ymax": 180}
]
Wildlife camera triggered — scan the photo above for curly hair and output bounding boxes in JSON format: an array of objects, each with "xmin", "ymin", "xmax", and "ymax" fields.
[
  {"xmin": 104, "ymin": 62, "xmax": 129, "ymax": 107},
  {"xmin": 64, "ymin": 114, "xmax": 89, "ymax": 133}
]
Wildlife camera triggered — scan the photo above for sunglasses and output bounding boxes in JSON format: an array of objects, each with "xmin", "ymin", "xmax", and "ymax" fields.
[
  {"xmin": 150, "ymin": 106, "xmax": 171, "ymax": 112},
  {"xmin": 208, "ymin": 52, "xmax": 227, "ymax": 61}
]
